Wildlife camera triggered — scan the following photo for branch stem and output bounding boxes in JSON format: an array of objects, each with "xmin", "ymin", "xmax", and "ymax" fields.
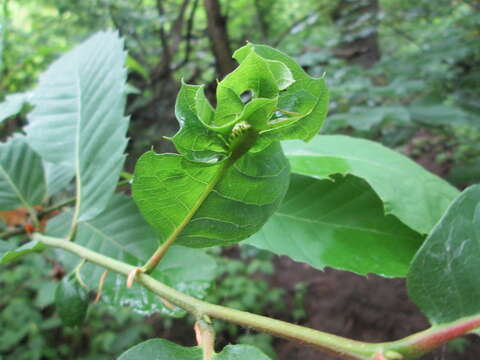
[
  {"xmin": 384, "ymin": 315, "xmax": 480, "ymax": 358},
  {"xmin": 35, "ymin": 233, "xmax": 480, "ymax": 360},
  {"xmin": 35, "ymin": 233, "xmax": 376, "ymax": 360}
]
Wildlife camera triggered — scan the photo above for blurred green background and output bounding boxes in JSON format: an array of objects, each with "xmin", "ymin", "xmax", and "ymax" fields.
[{"xmin": 1, "ymin": 0, "xmax": 479, "ymax": 359}]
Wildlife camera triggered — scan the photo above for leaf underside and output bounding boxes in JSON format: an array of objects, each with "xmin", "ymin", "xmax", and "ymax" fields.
[
  {"xmin": 25, "ymin": 30, "xmax": 129, "ymax": 223},
  {"xmin": 42, "ymin": 161, "xmax": 74, "ymax": 199},
  {"xmin": 0, "ymin": 135, "xmax": 46, "ymax": 210}
]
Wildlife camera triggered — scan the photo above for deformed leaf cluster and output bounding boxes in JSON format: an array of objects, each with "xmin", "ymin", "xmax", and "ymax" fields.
[
  {"xmin": 171, "ymin": 43, "xmax": 329, "ymax": 163},
  {"xmin": 131, "ymin": 43, "xmax": 329, "ymax": 249}
]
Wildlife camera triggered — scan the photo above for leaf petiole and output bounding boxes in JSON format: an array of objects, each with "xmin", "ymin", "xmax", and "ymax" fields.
[{"xmin": 74, "ymin": 259, "xmax": 88, "ymax": 289}]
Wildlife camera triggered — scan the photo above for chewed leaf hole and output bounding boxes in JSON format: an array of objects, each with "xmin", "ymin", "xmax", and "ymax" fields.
[{"xmin": 240, "ymin": 90, "xmax": 253, "ymax": 104}]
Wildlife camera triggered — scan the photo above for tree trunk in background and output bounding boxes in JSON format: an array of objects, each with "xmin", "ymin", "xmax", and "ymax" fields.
[
  {"xmin": 332, "ymin": 0, "xmax": 381, "ymax": 68},
  {"xmin": 254, "ymin": 0, "xmax": 271, "ymax": 41},
  {"xmin": 204, "ymin": 0, "xmax": 236, "ymax": 79},
  {"xmin": 472, "ymin": 0, "xmax": 480, "ymax": 12}
]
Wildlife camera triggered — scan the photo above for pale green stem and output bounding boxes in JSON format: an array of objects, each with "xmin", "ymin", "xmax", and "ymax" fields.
[
  {"xmin": 35, "ymin": 234, "xmax": 480, "ymax": 360},
  {"xmin": 120, "ymin": 171, "xmax": 133, "ymax": 181},
  {"xmin": 35, "ymin": 233, "xmax": 377, "ymax": 360},
  {"xmin": 74, "ymin": 259, "xmax": 88, "ymax": 289}
]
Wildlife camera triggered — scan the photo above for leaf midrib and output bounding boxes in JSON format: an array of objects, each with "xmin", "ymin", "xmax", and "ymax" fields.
[
  {"xmin": 166, "ymin": 159, "xmax": 232, "ymax": 242},
  {"xmin": 72, "ymin": 51, "xmax": 83, "ymax": 229}
]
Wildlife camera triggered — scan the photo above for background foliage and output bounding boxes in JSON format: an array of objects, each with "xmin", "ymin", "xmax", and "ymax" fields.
[{"xmin": 1, "ymin": 0, "xmax": 480, "ymax": 359}]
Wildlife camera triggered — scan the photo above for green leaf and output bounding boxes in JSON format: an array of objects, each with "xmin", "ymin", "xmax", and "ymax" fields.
[
  {"xmin": 409, "ymin": 104, "xmax": 479, "ymax": 128},
  {"xmin": 0, "ymin": 93, "xmax": 28, "ymax": 123},
  {"xmin": 42, "ymin": 161, "xmax": 74, "ymax": 198},
  {"xmin": 234, "ymin": 44, "xmax": 329, "ymax": 151},
  {"xmin": 0, "ymin": 239, "xmax": 45, "ymax": 264},
  {"xmin": 117, "ymin": 339, "xmax": 271, "ymax": 360},
  {"xmin": 25, "ymin": 31, "xmax": 129, "ymax": 223},
  {"xmin": 0, "ymin": 240, "xmax": 11, "ymax": 252},
  {"xmin": 265, "ymin": 59, "xmax": 295, "ymax": 90},
  {"xmin": 332, "ymin": 105, "xmax": 411, "ymax": 131},
  {"xmin": 91, "ymin": 245, "xmax": 216, "ymax": 317},
  {"xmin": 47, "ymin": 194, "xmax": 159, "ymax": 261},
  {"xmin": 168, "ymin": 44, "xmax": 327, "ymax": 168},
  {"xmin": 283, "ymin": 135, "xmax": 459, "ymax": 234},
  {"xmin": 194, "ymin": 84, "xmax": 215, "ymax": 125},
  {"xmin": 118, "ymin": 339, "xmax": 201, "ymax": 360},
  {"xmin": 237, "ymin": 97, "xmax": 278, "ymax": 130},
  {"xmin": 55, "ymin": 273, "xmax": 89, "ymax": 327},
  {"xmin": 132, "ymin": 142, "xmax": 290, "ymax": 248},
  {"xmin": 407, "ymin": 185, "xmax": 480, "ymax": 324},
  {"xmin": 214, "ymin": 50, "xmax": 283, "ymax": 128},
  {"xmin": 126, "ymin": 56, "xmax": 149, "ymax": 80},
  {"xmin": 0, "ymin": 135, "xmax": 46, "ymax": 210},
  {"xmin": 172, "ymin": 82, "xmax": 229, "ymax": 163},
  {"xmin": 46, "ymin": 194, "xmax": 216, "ymax": 316},
  {"xmin": 215, "ymin": 345, "xmax": 272, "ymax": 360},
  {"xmin": 247, "ymin": 174, "xmax": 423, "ymax": 277}
]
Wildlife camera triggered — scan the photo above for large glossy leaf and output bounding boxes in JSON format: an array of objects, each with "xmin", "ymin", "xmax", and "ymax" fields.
[
  {"xmin": 46, "ymin": 194, "xmax": 216, "ymax": 316},
  {"xmin": 0, "ymin": 135, "xmax": 46, "ymax": 210},
  {"xmin": 408, "ymin": 185, "xmax": 480, "ymax": 324},
  {"xmin": 132, "ymin": 142, "xmax": 290, "ymax": 248},
  {"xmin": 247, "ymin": 174, "xmax": 423, "ymax": 277},
  {"xmin": 283, "ymin": 135, "xmax": 459, "ymax": 234},
  {"xmin": 117, "ymin": 338, "xmax": 271, "ymax": 360},
  {"xmin": 25, "ymin": 31, "xmax": 129, "ymax": 223}
]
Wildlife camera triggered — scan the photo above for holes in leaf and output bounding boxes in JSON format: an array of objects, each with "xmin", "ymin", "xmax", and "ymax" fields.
[{"xmin": 240, "ymin": 90, "xmax": 253, "ymax": 104}]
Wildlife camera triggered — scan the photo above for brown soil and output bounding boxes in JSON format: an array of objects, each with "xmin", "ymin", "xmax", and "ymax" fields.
[
  {"xmin": 400, "ymin": 128, "xmax": 454, "ymax": 178},
  {"xmin": 269, "ymin": 256, "xmax": 480, "ymax": 360}
]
